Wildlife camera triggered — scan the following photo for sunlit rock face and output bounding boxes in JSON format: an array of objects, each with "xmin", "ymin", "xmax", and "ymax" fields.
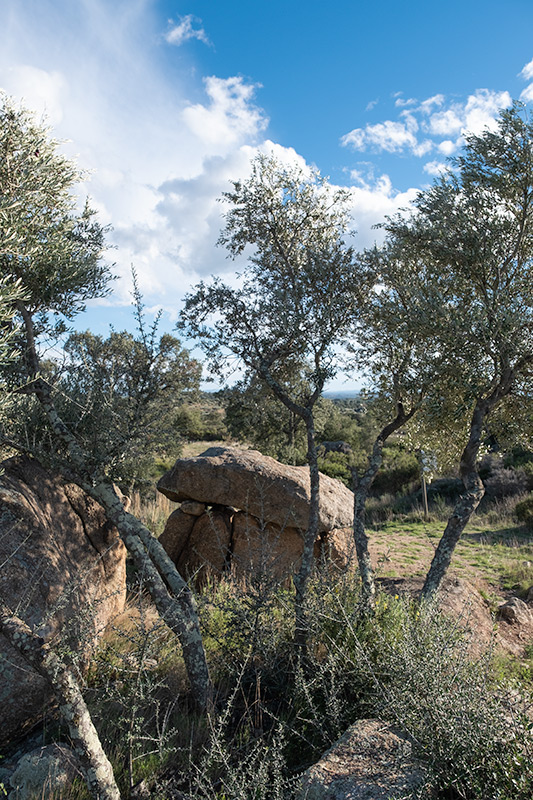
[
  {"xmin": 299, "ymin": 719, "xmax": 426, "ymax": 800},
  {"xmin": 0, "ymin": 456, "xmax": 126, "ymax": 744}
]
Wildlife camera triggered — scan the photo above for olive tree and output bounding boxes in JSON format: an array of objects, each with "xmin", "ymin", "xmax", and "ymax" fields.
[
  {"xmin": 347, "ymin": 239, "xmax": 446, "ymax": 606},
  {"xmin": 0, "ymin": 97, "xmax": 210, "ymax": 797},
  {"xmin": 180, "ymin": 153, "xmax": 369, "ymax": 647},
  {"xmin": 13, "ymin": 281, "xmax": 202, "ymax": 490},
  {"xmin": 383, "ymin": 103, "xmax": 533, "ymax": 598},
  {"xmin": 0, "ymin": 276, "xmax": 24, "ymax": 418}
]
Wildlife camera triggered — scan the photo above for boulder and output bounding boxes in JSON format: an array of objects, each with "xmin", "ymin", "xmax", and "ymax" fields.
[
  {"xmin": 0, "ymin": 456, "xmax": 127, "ymax": 745},
  {"xmin": 231, "ymin": 510, "xmax": 305, "ymax": 577},
  {"xmin": 9, "ymin": 743, "xmax": 80, "ymax": 800},
  {"xmin": 299, "ymin": 719, "xmax": 426, "ymax": 800},
  {"xmin": 160, "ymin": 508, "xmax": 355, "ymax": 582},
  {"xmin": 497, "ymin": 597, "xmax": 533, "ymax": 626},
  {"xmin": 178, "ymin": 508, "xmax": 232, "ymax": 580},
  {"xmin": 158, "ymin": 508, "xmax": 197, "ymax": 564},
  {"xmin": 322, "ymin": 528, "xmax": 355, "ymax": 570},
  {"xmin": 157, "ymin": 447, "xmax": 354, "ymax": 533}
]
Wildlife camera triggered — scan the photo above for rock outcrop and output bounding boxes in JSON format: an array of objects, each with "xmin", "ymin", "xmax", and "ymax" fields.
[
  {"xmin": 157, "ymin": 447, "xmax": 354, "ymax": 532},
  {"xmin": 299, "ymin": 719, "xmax": 426, "ymax": 799},
  {"xmin": 0, "ymin": 457, "xmax": 127, "ymax": 745},
  {"xmin": 157, "ymin": 447, "xmax": 355, "ymax": 581}
]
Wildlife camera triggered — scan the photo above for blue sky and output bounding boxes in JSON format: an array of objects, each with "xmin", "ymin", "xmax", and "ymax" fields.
[{"xmin": 2, "ymin": 0, "xmax": 533, "ymax": 387}]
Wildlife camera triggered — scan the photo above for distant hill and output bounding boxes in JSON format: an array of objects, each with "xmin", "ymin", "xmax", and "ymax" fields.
[{"xmin": 322, "ymin": 390, "xmax": 362, "ymax": 400}]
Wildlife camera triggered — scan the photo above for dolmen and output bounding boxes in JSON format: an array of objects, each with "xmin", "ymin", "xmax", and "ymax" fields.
[{"xmin": 156, "ymin": 446, "xmax": 354, "ymax": 582}]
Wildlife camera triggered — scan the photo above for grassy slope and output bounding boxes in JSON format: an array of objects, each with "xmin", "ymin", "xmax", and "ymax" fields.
[{"xmin": 367, "ymin": 511, "xmax": 533, "ymax": 599}]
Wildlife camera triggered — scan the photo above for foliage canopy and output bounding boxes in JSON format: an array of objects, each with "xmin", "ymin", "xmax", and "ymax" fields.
[{"xmin": 0, "ymin": 94, "xmax": 110, "ymax": 329}]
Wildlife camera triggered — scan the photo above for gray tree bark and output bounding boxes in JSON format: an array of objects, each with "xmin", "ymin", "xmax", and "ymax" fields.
[
  {"xmin": 0, "ymin": 605, "xmax": 121, "ymax": 800},
  {"xmin": 17, "ymin": 302, "xmax": 211, "ymax": 709},
  {"xmin": 422, "ymin": 374, "xmax": 514, "ymax": 599},
  {"xmin": 259, "ymin": 362, "xmax": 322, "ymax": 652},
  {"xmin": 293, "ymin": 413, "xmax": 320, "ymax": 651},
  {"xmin": 352, "ymin": 402, "xmax": 416, "ymax": 609}
]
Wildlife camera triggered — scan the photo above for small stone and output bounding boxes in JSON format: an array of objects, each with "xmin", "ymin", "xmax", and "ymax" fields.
[
  {"xmin": 497, "ymin": 597, "xmax": 533, "ymax": 626},
  {"xmin": 130, "ymin": 779, "xmax": 151, "ymax": 798},
  {"xmin": 9, "ymin": 744, "xmax": 80, "ymax": 800},
  {"xmin": 180, "ymin": 500, "xmax": 206, "ymax": 516}
]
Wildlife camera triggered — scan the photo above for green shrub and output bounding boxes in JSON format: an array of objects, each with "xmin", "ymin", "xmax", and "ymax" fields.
[
  {"xmin": 80, "ymin": 566, "xmax": 533, "ymax": 799},
  {"xmin": 515, "ymin": 494, "xmax": 533, "ymax": 526},
  {"xmin": 317, "ymin": 450, "xmax": 352, "ymax": 486},
  {"xmin": 363, "ymin": 600, "xmax": 533, "ymax": 799},
  {"xmin": 371, "ymin": 445, "xmax": 420, "ymax": 496},
  {"xmin": 504, "ymin": 447, "xmax": 533, "ymax": 469}
]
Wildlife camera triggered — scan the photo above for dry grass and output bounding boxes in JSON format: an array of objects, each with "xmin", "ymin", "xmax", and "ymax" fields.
[
  {"xmin": 180, "ymin": 439, "xmax": 246, "ymax": 459},
  {"xmin": 129, "ymin": 491, "xmax": 174, "ymax": 537}
]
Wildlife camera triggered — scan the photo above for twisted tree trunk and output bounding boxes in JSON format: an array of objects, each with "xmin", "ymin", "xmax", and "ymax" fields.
[
  {"xmin": 422, "ymin": 375, "xmax": 514, "ymax": 599},
  {"xmin": 259, "ymin": 362, "xmax": 322, "ymax": 653},
  {"xmin": 0, "ymin": 606, "xmax": 121, "ymax": 800},
  {"xmin": 352, "ymin": 401, "xmax": 416, "ymax": 609},
  {"xmin": 294, "ymin": 413, "xmax": 320, "ymax": 651},
  {"xmin": 17, "ymin": 302, "xmax": 211, "ymax": 709}
]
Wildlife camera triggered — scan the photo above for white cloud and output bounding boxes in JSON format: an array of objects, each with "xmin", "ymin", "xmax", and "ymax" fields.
[
  {"xmin": 183, "ymin": 76, "xmax": 268, "ymax": 155},
  {"xmin": 1, "ymin": 65, "xmax": 67, "ymax": 125},
  {"xmin": 342, "ymin": 114, "xmax": 432, "ymax": 158},
  {"xmin": 0, "ymin": 1, "xmax": 275, "ymax": 312},
  {"xmin": 155, "ymin": 147, "xmax": 254, "ymax": 281},
  {"xmin": 418, "ymin": 94, "xmax": 445, "ymax": 114},
  {"xmin": 394, "ymin": 94, "xmax": 416, "ymax": 108},
  {"xmin": 520, "ymin": 83, "xmax": 533, "ymax": 103},
  {"xmin": 347, "ymin": 176, "xmax": 418, "ymax": 249},
  {"xmin": 423, "ymin": 160, "xmax": 447, "ymax": 176},
  {"xmin": 520, "ymin": 57, "xmax": 533, "ymax": 82},
  {"xmin": 165, "ymin": 15, "xmax": 210, "ymax": 47},
  {"xmin": 425, "ymin": 89, "xmax": 511, "ymax": 140},
  {"xmin": 438, "ymin": 139, "xmax": 459, "ymax": 156},
  {"xmin": 462, "ymin": 89, "xmax": 512, "ymax": 134},
  {"xmin": 153, "ymin": 139, "xmax": 310, "ymax": 285},
  {"xmin": 427, "ymin": 108, "xmax": 462, "ymax": 137},
  {"xmin": 412, "ymin": 139, "xmax": 433, "ymax": 157},
  {"xmin": 343, "ymin": 88, "xmax": 511, "ymax": 163},
  {"xmin": 342, "ymin": 119, "xmax": 418, "ymax": 153},
  {"xmin": 341, "ymin": 127, "xmax": 366, "ymax": 150}
]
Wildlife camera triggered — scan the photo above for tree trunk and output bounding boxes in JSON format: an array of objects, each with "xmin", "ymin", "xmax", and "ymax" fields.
[
  {"xmin": 89, "ymin": 481, "xmax": 211, "ymax": 708},
  {"xmin": 0, "ymin": 606, "xmax": 121, "ymax": 800},
  {"xmin": 352, "ymin": 402, "xmax": 415, "ymax": 610},
  {"xmin": 293, "ymin": 414, "xmax": 320, "ymax": 652},
  {"xmin": 257, "ymin": 363, "xmax": 323, "ymax": 651},
  {"xmin": 17, "ymin": 303, "xmax": 211, "ymax": 709},
  {"xmin": 422, "ymin": 475, "xmax": 429, "ymax": 521},
  {"xmin": 352, "ymin": 476, "xmax": 377, "ymax": 610},
  {"xmin": 421, "ymin": 397, "xmax": 489, "ymax": 599}
]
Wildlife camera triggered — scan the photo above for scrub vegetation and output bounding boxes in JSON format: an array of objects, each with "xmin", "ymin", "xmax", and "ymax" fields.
[{"xmin": 1, "ymin": 95, "xmax": 533, "ymax": 798}]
